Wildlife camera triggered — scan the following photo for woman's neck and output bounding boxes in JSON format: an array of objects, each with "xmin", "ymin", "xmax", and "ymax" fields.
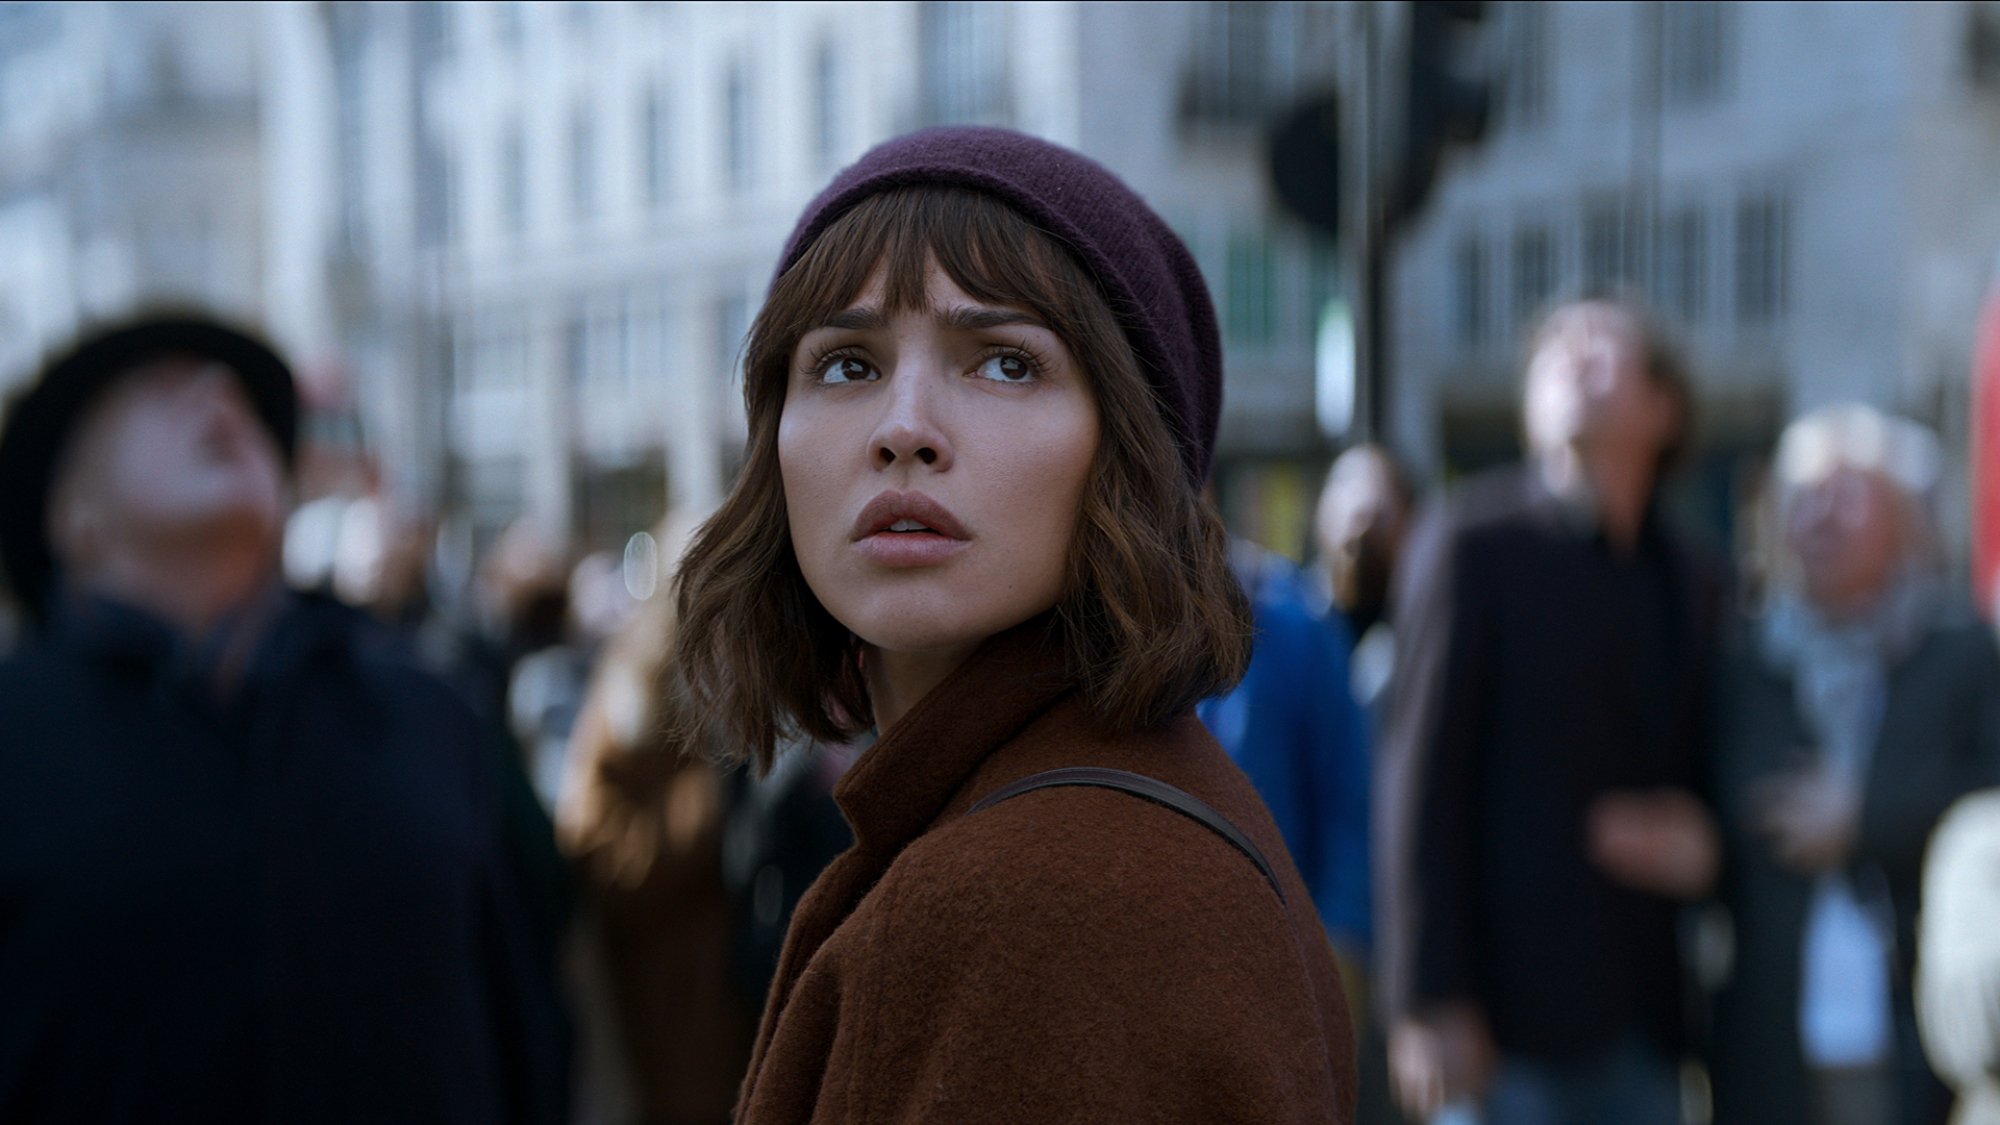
[{"xmin": 865, "ymin": 640, "xmax": 982, "ymax": 733}]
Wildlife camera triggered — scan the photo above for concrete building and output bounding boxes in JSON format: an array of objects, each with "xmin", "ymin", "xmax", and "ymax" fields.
[
  {"xmin": 1391, "ymin": 0, "xmax": 2000, "ymax": 552},
  {"xmin": 291, "ymin": 0, "xmax": 1347, "ymax": 557},
  {"xmin": 0, "ymin": 2, "xmax": 268, "ymax": 387}
]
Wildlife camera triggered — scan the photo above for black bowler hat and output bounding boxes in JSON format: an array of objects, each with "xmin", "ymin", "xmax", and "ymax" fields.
[{"xmin": 0, "ymin": 311, "xmax": 299, "ymax": 626}]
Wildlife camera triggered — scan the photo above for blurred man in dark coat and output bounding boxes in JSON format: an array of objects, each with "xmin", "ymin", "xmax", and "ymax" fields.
[
  {"xmin": 0, "ymin": 314, "xmax": 570, "ymax": 1124},
  {"xmin": 1376, "ymin": 298, "xmax": 1724, "ymax": 1125}
]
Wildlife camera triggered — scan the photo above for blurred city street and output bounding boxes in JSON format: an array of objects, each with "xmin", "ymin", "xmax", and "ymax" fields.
[{"xmin": 5, "ymin": 3, "xmax": 2000, "ymax": 1124}]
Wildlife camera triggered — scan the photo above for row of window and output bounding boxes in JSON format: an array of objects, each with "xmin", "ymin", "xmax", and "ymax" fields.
[
  {"xmin": 1179, "ymin": 1, "xmax": 1318, "ymax": 127},
  {"xmin": 487, "ymin": 45, "xmax": 843, "ymax": 239},
  {"xmin": 1453, "ymin": 190, "xmax": 1790, "ymax": 349},
  {"xmin": 1493, "ymin": 0, "xmax": 1732, "ymax": 133},
  {"xmin": 454, "ymin": 288, "xmax": 756, "ymax": 393}
]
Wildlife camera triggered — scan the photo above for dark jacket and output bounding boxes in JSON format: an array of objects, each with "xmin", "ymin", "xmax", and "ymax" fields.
[
  {"xmin": 1710, "ymin": 609, "xmax": 2000, "ymax": 1125},
  {"xmin": 736, "ymin": 619, "xmax": 1357, "ymax": 1124},
  {"xmin": 0, "ymin": 591, "xmax": 569, "ymax": 1124},
  {"xmin": 1376, "ymin": 467, "xmax": 1722, "ymax": 1060}
]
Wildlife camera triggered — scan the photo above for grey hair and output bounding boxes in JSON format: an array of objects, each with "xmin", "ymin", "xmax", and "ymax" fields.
[{"xmin": 1773, "ymin": 403, "xmax": 1942, "ymax": 506}]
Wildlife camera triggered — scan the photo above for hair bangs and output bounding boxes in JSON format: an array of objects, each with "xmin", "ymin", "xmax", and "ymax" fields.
[{"xmin": 769, "ymin": 187, "xmax": 1099, "ymax": 366}]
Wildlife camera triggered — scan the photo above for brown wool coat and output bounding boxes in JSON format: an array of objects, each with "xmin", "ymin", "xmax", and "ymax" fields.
[{"xmin": 736, "ymin": 622, "xmax": 1358, "ymax": 1124}]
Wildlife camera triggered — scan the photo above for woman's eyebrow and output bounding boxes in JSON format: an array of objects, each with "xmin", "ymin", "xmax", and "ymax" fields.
[
  {"xmin": 818, "ymin": 306, "xmax": 889, "ymax": 332},
  {"xmin": 939, "ymin": 306, "xmax": 1049, "ymax": 332}
]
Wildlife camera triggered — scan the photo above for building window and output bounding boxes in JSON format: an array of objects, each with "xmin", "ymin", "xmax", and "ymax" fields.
[
  {"xmin": 1455, "ymin": 233, "xmax": 1490, "ymax": 347},
  {"xmin": 569, "ymin": 108, "xmax": 597, "ymax": 220},
  {"xmin": 1656, "ymin": 205, "xmax": 1707, "ymax": 323},
  {"xmin": 1499, "ymin": 1, "xmax": 1550, "ymax": 129},
  {"xmin": 493, "ymin": 1, "xmax": 527, "ymax": 50},
  {"xmin": 1970, "ymin": 2, "xmax": 2000, "ymax": 91},
  {"xmin": 814, "ymin": 41, "xmax": 842, "ymax": 169},
  {"xmin": 468, "ymin": 315, "xmax": 529, "ymax": 391},
  {"xmin": 1663, "ymin": 0, "xmax": 1729, "ymax": 105},
  {"xmin": 626, "ymin": 300, "xmax": 669, "ymax": 388},
  {"xmin": 641, "ymin": 87, "xmax": 670, "ymax": 207},
  {"xmin": 1181, "ymin": 1, "xmax": 1298, "ymax": 126},
  {"xmin": 1511, "ymin": 223, "xmax": 1557, "ymax": 327},
  {"xmin": 1225, "ymin": 232, "xmax": 1277, "ymax": 348},
  {"xmin": 1734, "ymin": 193, "xmax": 1788, "ymax": 324},
  {"xmin": 1582, "ymin": 196, "xmax": 1636, "ymax": 293},
  {"xmin": 597, "ymin": 308, "xmax": 625, "ymax": 384},
  {"xmin": 414, "ymin": 0, "xmax": 451, "ymax": 61},
  {"xmin": 566, "ymin": 313, "xmax": 590, "ymax": 386},
  {"xmin": 920, "ymin": 1, "xmax": 1010, "ymax": 126},
  {"xmin": 501, "ymin": 123, "xmax": 527, "ymax": 237},
  {"xmin": 331, "ymin": 6, "xmax": 369, "ymax": 255},
  {"xmin": 417, "ymin": 135, "xmax": 451, "ymax": 247},
  {"xmin": 724, "ymin": 64, "xmax": 753, "ymax": 193},
  {"xmin": 718, "ymin": 293, "xmax": 752, "ymax": 371}
]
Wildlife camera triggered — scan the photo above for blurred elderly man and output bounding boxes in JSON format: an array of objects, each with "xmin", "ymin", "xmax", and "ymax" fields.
[
  {"xmin": 1377, "ymin": 297, "xmax": 1724, "ymax": 1125},
  {"xmin": 0, "ymin": 314, "xmax": 569, "ymax": 1124},
  {"xmin": 1708, "ymin": 404, "xmax": 2000, "ymax": 1125}
]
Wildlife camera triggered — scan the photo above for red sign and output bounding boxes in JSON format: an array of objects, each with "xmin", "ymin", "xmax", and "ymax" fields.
[{"xmin": 1975, "ymin": 278, "xmax": 2000, "ymax": 617}]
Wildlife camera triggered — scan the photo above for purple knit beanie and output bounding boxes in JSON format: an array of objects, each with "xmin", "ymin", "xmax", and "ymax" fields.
[{"xmin": 775, "ymin": 127, "xmax": 1224, "ymax": 488}]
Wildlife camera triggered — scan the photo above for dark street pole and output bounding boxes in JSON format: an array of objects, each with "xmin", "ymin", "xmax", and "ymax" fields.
[{"xmin": 1354, "ymin": 1, "xmax": 1389, "ymax": 445}]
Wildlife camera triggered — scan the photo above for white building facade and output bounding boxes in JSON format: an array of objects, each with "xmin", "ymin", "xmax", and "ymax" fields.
[
  {"xmin": 288, "ymin": 0, "xmax": 1344, "ymax": 553},
  {"xmin": 0, "ymin": 2, "xmax": 268, "ymax": 386},
  {"xmin": 1391, "ymin": 0, "xmax": 2000, "ymax": 549}
]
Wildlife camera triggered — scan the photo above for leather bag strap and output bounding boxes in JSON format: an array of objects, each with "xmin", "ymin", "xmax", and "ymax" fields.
[{"xmin": 966, "ymin": 766, "xmax": 1286, "ymax": 906}]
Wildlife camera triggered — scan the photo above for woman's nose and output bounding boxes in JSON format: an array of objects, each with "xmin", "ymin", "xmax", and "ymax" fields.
[{"xmin": 870, "ymin": 366, "xmax": 953, "ymax": 471}]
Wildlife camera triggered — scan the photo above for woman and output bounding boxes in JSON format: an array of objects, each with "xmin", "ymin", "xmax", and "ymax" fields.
[
  {"xmin": 1709, "ymin": 404, "xmax": 2000, "ymax": 1125},
  {"xmin": 668, "ymin": 127, "xmax": 1357, "ymax": 1122}
]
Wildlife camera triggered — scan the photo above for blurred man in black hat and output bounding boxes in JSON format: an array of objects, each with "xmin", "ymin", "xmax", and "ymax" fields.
[{"xmin": 0, "ymin": 313, "xmax": 570, "ymax": 1124}]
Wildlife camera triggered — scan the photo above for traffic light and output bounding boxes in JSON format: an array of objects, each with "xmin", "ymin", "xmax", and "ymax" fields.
[
  {"xmin": 1267, "ymin": 1, "xmax": 1492, "ymax": 242},
  {"xmin": 1395, "ymin": 0, "xmax": 1491, "ymax": 224},
  {"xmin": 1267, "ymin": 93, "xmax": 1343, "ymax": 240}
]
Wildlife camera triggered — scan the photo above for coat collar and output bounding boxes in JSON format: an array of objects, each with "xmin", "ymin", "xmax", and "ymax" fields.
[{"xmin": 832, "ymin": 614, "xmax": 1075, "ymax": 855}]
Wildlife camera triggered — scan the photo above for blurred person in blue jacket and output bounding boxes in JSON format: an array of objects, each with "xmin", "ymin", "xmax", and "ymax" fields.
[
  {"xmin": 1199, "ymin": 537, "xmax": 1373, "ymax": 964},
  {"xmin": 0, "ymin": 313, "xmax": 570, "ymax": 1124}
]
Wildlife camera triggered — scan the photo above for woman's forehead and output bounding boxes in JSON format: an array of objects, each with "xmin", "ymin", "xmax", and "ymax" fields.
[
  {"xmin": 823, "ymin": 258, "xmax": 1045, "ymax": 324},
  {"xmin": 828, "ymin": 258, "xmax": 1040, "ymax": 318}
]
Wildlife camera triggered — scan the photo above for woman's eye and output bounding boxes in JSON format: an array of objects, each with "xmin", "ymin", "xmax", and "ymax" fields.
[
  {"xmin": 975, "ymin": 354, "xmax": 1035, "ymax": 383},
  {"xmin": 817, "ymin": 356, "xmax": 876, "ymax": 384}
]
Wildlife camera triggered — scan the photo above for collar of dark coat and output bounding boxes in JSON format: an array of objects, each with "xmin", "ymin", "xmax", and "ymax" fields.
[
  {"xmin": 1517, "ymin": 461, "xmax": 1672, "ymax": 554},
  {"xmin": 832, "ymin": 613, "xmax": 1075, "ymax": 854},
  {"xmin": 47, "ymin": 585, "xmax": 362, "ymax": 700}
]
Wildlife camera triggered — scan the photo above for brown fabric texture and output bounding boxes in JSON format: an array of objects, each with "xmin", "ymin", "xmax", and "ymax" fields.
[{"xmin": 736, "ymin": 619, "xmax": 1357, "ymax": 1124}]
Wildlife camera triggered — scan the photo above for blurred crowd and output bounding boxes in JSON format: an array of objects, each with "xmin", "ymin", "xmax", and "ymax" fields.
[{"xmin": 5, "ymin": 297, "xmax": 2000, "ymax": 1125}]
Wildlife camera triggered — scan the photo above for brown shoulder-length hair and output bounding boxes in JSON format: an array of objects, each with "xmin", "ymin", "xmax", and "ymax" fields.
[{"xmin": 669, "ymin": 185, "xmax": 1251, "ymax": 771}]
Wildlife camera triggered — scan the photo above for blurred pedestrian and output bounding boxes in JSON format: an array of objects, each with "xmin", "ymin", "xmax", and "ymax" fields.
[
  {"xmin": 1314, "ymin": 442, "xmax": 1416, "ymax": 709},
  {"xmin": 0, "ymin": 313, "xmax": 571, "ymax": 1124},
  {"xmin": 1312, "ymin": 445, "xmax": 1418, "ymax": 1125},
  {"xmin": 1709, "ymin": 404, "xmax": 2000, "ymax": 1125},
  {"xmin": 557, "ymin": 543, "xmax": 852, "ymax": 1125},
  {"xmin": 669, "ymin": 127, "xmax": 1357, "ymax": 1123},
  {"xmin": 1918, "ymin": 790, "xmax": 2000, "ymax": 1125},
  {"xmin": 1377, "ymin": 297, "xmax": 1724, "ymax": 1125},
  {"xmin": 1200, "ymin": 536, "xmax": 1373, "ymax": 963}
]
